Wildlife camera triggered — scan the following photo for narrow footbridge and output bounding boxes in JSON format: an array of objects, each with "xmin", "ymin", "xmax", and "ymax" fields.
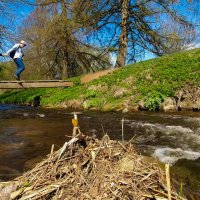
[{"xmin": 0, "ymin": 80, "xmax": 73, "ymax": 89}]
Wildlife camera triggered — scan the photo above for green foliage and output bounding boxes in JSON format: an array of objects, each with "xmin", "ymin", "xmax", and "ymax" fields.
[
  {"xmin": 23, "ymin": 181, "xmax": 31, "ymax": 187},
  {"xmin": 68, "ymin": 76, "xmax": 82, "ymax": 86},
  {"xmin": 0, "ymin": 48, "xmax": 200, "ymax": 111},
  {"xmin": 86, "ymin": 98, "xmax": 102, "ymax": 108},
  {"xmin": 40, "ymin": 87, "xmax": 82, "ymax": 106},
  {"xmin": 83, "ymin": 90, "xmax": 97, "ymax": 99},
  {"xmin": 0, "ymin": 88, "xmax": 49, "ymax": 104},
  {"xmin": 145, "ymin": 91, "xmax": 166, "ymax": 111}
]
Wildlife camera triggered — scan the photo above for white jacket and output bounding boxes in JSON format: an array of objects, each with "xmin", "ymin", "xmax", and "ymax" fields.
[{"xmin": 5, "ymin": 44, "xmax": 24, "ymax": 59}]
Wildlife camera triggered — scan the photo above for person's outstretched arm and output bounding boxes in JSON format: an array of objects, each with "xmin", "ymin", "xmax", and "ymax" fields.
[{"xmin": 3, "ymin": 44, "xmax": 20, "ymax": 57}]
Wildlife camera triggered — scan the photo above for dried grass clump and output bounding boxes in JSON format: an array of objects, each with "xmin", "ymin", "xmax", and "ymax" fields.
[{"xmin": 0, "ymin": 134, "xmax": 184, "ymax": 200}]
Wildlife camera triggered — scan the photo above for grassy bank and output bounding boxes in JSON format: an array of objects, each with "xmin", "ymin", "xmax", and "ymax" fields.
[{"xmin": 0, "ymin": 48, "xmax": 200, "ymax": 111}]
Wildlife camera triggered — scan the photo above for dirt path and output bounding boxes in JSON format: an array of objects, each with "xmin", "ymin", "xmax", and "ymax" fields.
[{"xmin": 80, "ymin": 69, "xmax": 117, "ymax": 83}]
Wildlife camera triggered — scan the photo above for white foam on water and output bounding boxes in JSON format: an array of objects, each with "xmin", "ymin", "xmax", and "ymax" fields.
[
  {"xmin": 185, "ymin": 117, "xmax": 200, "ymax": 124},
  {"xmin": 129, "ymin": 121, "xmax": 193, "ymax": 134},
  {"xmin": 128, "ymin": 121, "xmax": 200, "ymax": 150},
  {"xmin": 129, "ymin": 121, "xmax": 159, "ymax": 128},
  {"xmin": 152, "ymin": 147, "xmax": 200, "ymax": 164},
  {"xmin": 158, "ymin": 114, "xmax": 183, "ymax": 120},
  {"xmin": 165, "ymin": 126, "xmax": 193, "ymax": 134},
  {"xmin": 142, "ymin": 123, "xmax": 157, "ymax": 127},
  {"xmin": 36, "ymin": 114, "xmax": 45, "ymax": 118}
]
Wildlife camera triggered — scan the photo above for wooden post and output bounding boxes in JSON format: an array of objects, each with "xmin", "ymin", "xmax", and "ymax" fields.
[
  {"xmin": 165, "ymin": 163, "xmax": 171, "ymax": 200},
  {"xmin": 50, "ymin": 144, "xmax": 54, "ymax": 154},
  {"xmin": 72, "ymin": 127, "xmax": 79, "ymax": 136},
  {"xmin": 122, "ymin": 118, "xmax": 124, "ymax": 143},
  {"xmin": 72, "ymin": 113, "xmax": 79, "ymax": 136}
]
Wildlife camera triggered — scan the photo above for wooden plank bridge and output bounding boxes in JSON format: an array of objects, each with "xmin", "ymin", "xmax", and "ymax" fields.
[{"xmin": 0, "ymin": 80, "xmax": 73, "ymax": 89}]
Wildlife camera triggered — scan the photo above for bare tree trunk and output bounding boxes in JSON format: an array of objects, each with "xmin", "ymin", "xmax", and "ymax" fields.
[
  {"xmin": 115, "ymin": 0, "xmax": 129, "ymax": 68},
  {"xmin": 53, "ymin": 2, "xmax": 58, "ymax": 15},
  {"xmin": 61, "ymin": 1, "xmax": 68, "ymax": 79},
  {"xmin": 61, "ymin": 1, "xmax": 66, "ymax": 17},
  {"xmin": 62, "ymin": 60, "xmax": 68, "ymax": 79},
  {"xmin": 62, "ymin": 51, "xmax": 69, "ymax": 79}
]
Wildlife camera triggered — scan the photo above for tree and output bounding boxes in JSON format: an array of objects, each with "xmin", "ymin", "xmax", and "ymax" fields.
[
  {"xmin": 115, "ymin": 0, "xmax": 128, "ymax": 68},
  {"xmin": 158, "ymin": 18, "xmax": 195, "ymax": 54},
  {"xmin": 78, "ymin": 0, "xmax": 199, "ymax": 67},
  {"xmin": 21, "ymin": 0, "xmax": 112, "ymax": 79},
  {"xmin": 0, "ymin": 1, "xmax": 17, "ymax": 44},
  {"xmin": 2, "ymin": 0, "xmax": 199, "ymax": 78}
]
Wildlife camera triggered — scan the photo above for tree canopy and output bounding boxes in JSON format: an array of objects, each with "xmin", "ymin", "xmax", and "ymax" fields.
[{"xmin": 0, "ymin": 0, "xmax": 199, "ymax": 79}]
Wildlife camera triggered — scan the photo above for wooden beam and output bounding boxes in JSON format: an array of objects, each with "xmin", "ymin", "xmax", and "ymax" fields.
[{"xmin": 0, "ymin": 80, "xmax": 73, "ymax": 89}]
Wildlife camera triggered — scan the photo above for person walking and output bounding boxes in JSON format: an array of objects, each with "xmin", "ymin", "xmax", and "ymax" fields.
[{"xmin": 2, "ymin": 40, "xmax": 27, "ymax": 80}]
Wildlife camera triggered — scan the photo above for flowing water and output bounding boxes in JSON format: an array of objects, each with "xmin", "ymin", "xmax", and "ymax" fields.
[{"xmin": 0, "ymin": 104, "xmax": 200, "ymax": 198}]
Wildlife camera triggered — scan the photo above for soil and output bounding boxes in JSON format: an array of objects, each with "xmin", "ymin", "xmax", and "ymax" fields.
[{"xmin": 81, "ymin": 69, "xmax": 118, "ymax": 83}]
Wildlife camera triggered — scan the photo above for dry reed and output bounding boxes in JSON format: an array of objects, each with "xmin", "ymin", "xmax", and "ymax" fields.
[{"xmin": 0, "ymin": 134, "xmax": 185, "ymax": 200}]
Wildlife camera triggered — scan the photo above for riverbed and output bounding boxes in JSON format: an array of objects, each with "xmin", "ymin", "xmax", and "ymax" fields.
[{"xmin": 0, "ymin": 104, "xmax": 199, "ymax": 198}]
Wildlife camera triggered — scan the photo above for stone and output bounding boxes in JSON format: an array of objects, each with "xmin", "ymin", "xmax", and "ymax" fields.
[
  {"xmin": 161, "ymin": 97, "xmax": 177, "ymax": 111},
  {"xmin": 114, "ymin": 90, "xmax": 125, "ymax": 98},
  {"xmin": 112, "ymin": 85, "xmax": 128, "ymax": 96},
  {"xmin": 61, "ymin": 99, "xmax": 83, "ymax": 109},
  {"xmin": 175, "ymin": 85, "xmax": 200, "ymax": 111},
  {"xmin": 193, "ymin": 99, "xmax": 200, "ymax": 111},
  {"xmin": 102, "ymin": 103, "xmax": 121, "ymax": 112},
  {"xmin": 83, "ymin": 100, "xmax": 90, "ymax": 109},
  {"xmin": 113, "ymin": 87, "xmax": 128, "ymax": 98},
  {"xmin": 137, "ymin": 100, "xmax": 146, "ymax": 110},
  {"xmin": 122, "ymin": 108, "xmax": 129, "ymax": 113},
  {"xmin": 88, "ymin": 84, "xmax": 108, "ymax": 92},
  {"xmin": 179, "ymin": 99, "xmax": 194, "ymax": 111}
]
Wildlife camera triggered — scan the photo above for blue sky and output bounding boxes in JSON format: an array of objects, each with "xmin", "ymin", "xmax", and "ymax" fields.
[
  {"xmin": 0, "ymin": 1, "xmax": 199, "ymax": 64},
  {"xmin": 0, "ymin": 1, "xmax": 34, "ymax": 62},
  {"xmin": 0, "ymin": 1, "xmax": 34, "ymax": 58}
]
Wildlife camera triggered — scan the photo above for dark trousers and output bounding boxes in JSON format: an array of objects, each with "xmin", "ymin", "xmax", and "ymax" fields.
[{"xmin": 14, "ymin": 58, "xmax": 25, "ymax": 78}]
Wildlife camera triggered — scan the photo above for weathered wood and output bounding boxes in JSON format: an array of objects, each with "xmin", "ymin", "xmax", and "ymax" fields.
[
  {"xmin": 0, "ymin": 80, "xmax": 73, "ymax": 89},
  {"xmin": 165, "ymin": 163, "xmax": 171, "ymax": 200}
]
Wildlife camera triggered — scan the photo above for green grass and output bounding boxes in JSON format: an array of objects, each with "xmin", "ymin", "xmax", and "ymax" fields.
[{"xmin": 0, "ymin": 48, "xmax": 200, "ymax": 110}]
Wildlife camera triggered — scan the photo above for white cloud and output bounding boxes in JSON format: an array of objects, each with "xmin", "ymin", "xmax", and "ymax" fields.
[{"xmin": 186, "ymin": 42, "xmax": 200, "ymax": 50}]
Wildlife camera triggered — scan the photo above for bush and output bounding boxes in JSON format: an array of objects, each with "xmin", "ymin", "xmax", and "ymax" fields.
[{"xmin": 145, "ymin": 91, "xmax": 166, "ymax": 111}]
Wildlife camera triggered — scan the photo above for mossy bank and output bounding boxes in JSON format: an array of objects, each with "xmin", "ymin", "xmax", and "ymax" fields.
[{"xmin": 0, "ymin": 48, "xmax": 200, "ymax": 112}]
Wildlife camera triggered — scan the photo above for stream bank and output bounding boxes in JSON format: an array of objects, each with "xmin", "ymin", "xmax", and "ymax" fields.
[
  {"xmin": 0, "ymin": 104, "xmax": 200, "ymax": 199},
  {"xmin": 0, "ymin": 48, "xmax": 200, "ymax": 112}
]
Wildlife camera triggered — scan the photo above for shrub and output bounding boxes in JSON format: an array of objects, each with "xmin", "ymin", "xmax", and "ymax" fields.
[{"xmin": 145, "ymin": 91, "xmax": 166, "ymax": 111}]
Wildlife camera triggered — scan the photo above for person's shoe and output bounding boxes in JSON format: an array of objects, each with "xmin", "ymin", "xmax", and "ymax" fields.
[{"xmin": 13, "ymin": 74, "xmax": 20, "ymax": 81}]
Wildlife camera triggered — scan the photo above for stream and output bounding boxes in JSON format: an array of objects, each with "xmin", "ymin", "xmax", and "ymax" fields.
[{"xmin": 0, "ymin": 104, "xmax": 200, "ymax": 198}]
